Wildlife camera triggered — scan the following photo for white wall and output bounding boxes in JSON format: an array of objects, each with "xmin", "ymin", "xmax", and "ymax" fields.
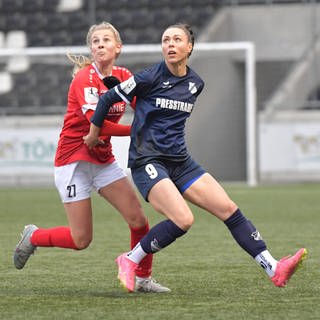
[
  {"xmin": 0, "ymin": 116, "xmax": 130, "ymax": 187},
  {"xmin": 259, "ymin": 111, "xmax": 320, "ymax": 181}
]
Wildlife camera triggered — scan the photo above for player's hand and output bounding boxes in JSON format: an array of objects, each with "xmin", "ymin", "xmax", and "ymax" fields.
[
  {"xmin": 103, "ymin": 76, "xmax": 120, "ymax": 89},
  {"xmin": 83, "ymin": 134, "xmax": 104, "ymax": 149},
  {"xmin": 84, "ymin": 123, "xmax": 103, "ymax": 148}
]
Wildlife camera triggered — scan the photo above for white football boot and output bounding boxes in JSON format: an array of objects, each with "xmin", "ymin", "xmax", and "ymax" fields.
[
  {"xmin": 135, "ymin": 276, "xmax": 171, "ymax": 293},
  {"xmin": 13, "ymin": 224, "xmax": 38, "ymax": 269}
]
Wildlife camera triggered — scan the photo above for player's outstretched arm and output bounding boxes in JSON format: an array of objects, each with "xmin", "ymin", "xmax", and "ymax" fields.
[{"xmin": 84, "ymin": 110, "xmax": 131, "ymax": 137}]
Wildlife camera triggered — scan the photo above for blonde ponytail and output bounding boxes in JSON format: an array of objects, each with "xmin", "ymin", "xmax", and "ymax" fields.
[{"xmin": 67, "ymin": 53, "xmax": 92, "ymax": 77}]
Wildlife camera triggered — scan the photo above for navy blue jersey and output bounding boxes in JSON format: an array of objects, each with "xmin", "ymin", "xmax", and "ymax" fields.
[{"xmin": 91, "ymin": 61, "xmax": 204, "ymax": 168}]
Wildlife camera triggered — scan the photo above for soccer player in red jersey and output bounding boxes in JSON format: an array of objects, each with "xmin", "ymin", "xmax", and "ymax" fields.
[{"xmin": 13, "ymin": 22, "xmax": 170, "ymax": 293}]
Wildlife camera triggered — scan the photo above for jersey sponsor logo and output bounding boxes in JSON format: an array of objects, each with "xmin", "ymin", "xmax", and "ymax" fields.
[
  {"xmin": 84, "ymin": 87, "xmax": 99, "ymax": 104},
  {"xmin": 109, "ymin": 102, "xmax": 125, "ymax": 114},
  {"xmin": 120, "ymin": 76, "xmax": 136, "ymax": 95},
  {"xmin": 189, "ymin": 82, "xmax": 197, "ymax": 94},
  {"xmin": 155, "ymin": 97, "xmax": 193, "ymax": 113}
]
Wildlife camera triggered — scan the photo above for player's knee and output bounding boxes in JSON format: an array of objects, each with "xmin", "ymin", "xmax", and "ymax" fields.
[
  {"xmin": 227, "ymin": 201, "xmax": 238, "ymax": 216},
  {"xmin": 220, "ymin": 201, "xmax": 238, "ymax": 220},
  {"xmin": 178, "ymin": 214, "xmax": 194, "ymax": 231},
  {"xmin": 73, "ymin": 235, "xmax": 92, "ymax": 250},
  {"xmin": 125, "ymin": 212, "xmax": 148, "ymax": 229}
]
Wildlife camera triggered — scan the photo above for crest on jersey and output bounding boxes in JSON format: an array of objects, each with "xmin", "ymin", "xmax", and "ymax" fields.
[
  {"xmin": 162, "ymin": 81, "xmax": 172, "ymax": 89},
  {"xmin": 188, "ymin": 82, "xmax": 197, "ymax": 94},
  {"xmin": 84, "ymin": 87, "xmax": 99, "ymax": 104}
]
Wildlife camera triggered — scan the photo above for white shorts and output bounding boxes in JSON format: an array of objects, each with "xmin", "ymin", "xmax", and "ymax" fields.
[{"xmin": 54, "ymin": 161, "xmax": 127, "ymax": 203}]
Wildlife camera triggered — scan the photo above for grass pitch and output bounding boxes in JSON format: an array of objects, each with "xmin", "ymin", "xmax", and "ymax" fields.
[{"xmin": 0, "ymin": 183, "xmax": 319, "ymax": 320}]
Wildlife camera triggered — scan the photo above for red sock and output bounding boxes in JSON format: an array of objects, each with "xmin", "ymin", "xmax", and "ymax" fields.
[
  {"xmin": 31, "ymin": 226, "xmax": 78, "ymax": 249},
  {"xmin": 130, "ymin": 222, "xmax": 153, "ymax": 278}
]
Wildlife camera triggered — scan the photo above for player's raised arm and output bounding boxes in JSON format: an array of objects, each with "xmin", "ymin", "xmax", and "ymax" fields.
[{"xmin": 84, "ymin": 109, "xmax": 131, "ymax": 137}]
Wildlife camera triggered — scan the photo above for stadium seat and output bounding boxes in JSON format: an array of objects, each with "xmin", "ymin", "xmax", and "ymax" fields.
[
  {"xmin": 0, "ymin": 31, "xmax": 5, "ymax": 48},
  {"xmin": 24, "ymin": 13, "xmax": 48, "ymax": 35},
  {"xmin": 147, "ymin": 0, "xmax": 173, "ymax": 8},
  {"xmin": 7, "ymin": 56, "xmax": 30, "ymax": 74},
  {"xmin": 18, "ymin": 94, "xmax": 41, "ymax": 108},
  {"xmin": 57, "ymin": 0, "xmax": 83, "ymax": 12},
  {"xmin": 46, "ymin": 13, "xmax": 69, "ymax": 32},
  {"xmin": 69, "ymin": 31, "xmax": 87, "ymax": 46},
  {"xmin": 42, "ymin": 0, "xmax": 60, "ymax": 12},
  {"xmin": 5, "ymin": 30, "xmax": 27, "ymax": 48},
  {"xmin": 5, "ymin": 13, "xmax": 28, "ymax": 31},
  {"xmin": 0, "ymin": 92, "xmax": 19, "ymax": 108},
  {"xmin": 21, "ymin": 0, "xmax": 46, "ymax": 13},
  {"xmin": 131, "ymin": 9, "xmax": 154, "ymax": 29},
  {"xmin": 109, "ymin": 10, "xmax": 133, "ymax": 29},
  {"xmin": 135, "ymin": 27, "xmax": 161, "ymax": 44},
  {"xmin": 39, "ymin": 90, "xmax": 65, "ymax": 107},
  {"xmin": 0, "ymin": 71, "xmax": 12, "ymax": 94},
  {"xmin": 0, "ymin": 0, "xmax": 22, "ymax": 14},
  {"xmin": 153, "ymin": 7, "xmax": 176, "ymax": 29},
  {"xmin": 0, "ymin": 14, "xmax": 6, "ymax": 32},
  {"xmin": 4, "ymin": 31, "xmax": 30, "ymax": 74},
  {"xmin": 122, "ymin": 28, "xmax": 139, "ymax": 45},
  {"xmin": 95, "ymin": 11, "xmax": 113, "ymax": 25},
  {"xmin": 27, "ymin": 31, "xmax": 51, "ymax": 47},
  {"xmin": 13, "ymin": 70, "xmax": 37, "ymax": 85},
  {"xmin": 49, "ymin": 30, "xmax": 71, "ymax": 46},
  {"xmin": 64, "ymin": 11, "xmax": 90, "ymax": 33}
]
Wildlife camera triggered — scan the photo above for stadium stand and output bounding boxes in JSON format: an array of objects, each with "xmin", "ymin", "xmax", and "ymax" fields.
[
  {"xmin": 0, "ymin": 0, "xmax": 319, "ymax": 115},
  {"xmin": 0, "ymin": 0, "xmax": 219, "ymax": 114}
]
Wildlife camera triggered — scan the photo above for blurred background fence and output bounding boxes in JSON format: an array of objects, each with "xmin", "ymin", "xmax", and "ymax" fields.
[{"xmin": 1, "ymin": 0, "xmax": 320, "ymax": 186}]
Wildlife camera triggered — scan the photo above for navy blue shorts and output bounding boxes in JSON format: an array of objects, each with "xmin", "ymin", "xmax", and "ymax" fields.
[{"xmin": 131, "ymin": 156, "xmax": 206, "ymax": 201}]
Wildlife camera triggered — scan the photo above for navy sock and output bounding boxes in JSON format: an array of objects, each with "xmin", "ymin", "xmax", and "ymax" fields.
[
  {"xmin": 140, "ymin": 220, "xmax": 186, "ymax": 254},
  {"xmin": 224, "ymin": 209, "xmax": 267, "ymax": 257}
]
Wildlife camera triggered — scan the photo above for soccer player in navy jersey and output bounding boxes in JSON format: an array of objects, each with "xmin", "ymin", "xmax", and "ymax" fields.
[{"xmin": 84, "ymin": 23, "xmax": 307, "ymax": 292}]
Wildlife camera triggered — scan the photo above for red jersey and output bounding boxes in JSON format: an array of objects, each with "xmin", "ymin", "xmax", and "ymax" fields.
[{"xmin": 55, "ymin": 63, "xmax": 133, "ymax": 166}]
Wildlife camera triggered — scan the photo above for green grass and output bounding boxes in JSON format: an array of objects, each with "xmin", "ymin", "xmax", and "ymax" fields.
[{"xmin": 0, "ymin": 183, "xmax": 319, "ymax": 320}]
